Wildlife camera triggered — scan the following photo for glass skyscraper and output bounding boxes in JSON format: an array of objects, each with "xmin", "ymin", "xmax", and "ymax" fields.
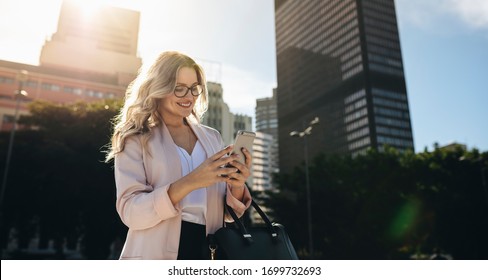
[{"xmin": 275, "ymin": 0, "xmax": 414, "ymax": 173}]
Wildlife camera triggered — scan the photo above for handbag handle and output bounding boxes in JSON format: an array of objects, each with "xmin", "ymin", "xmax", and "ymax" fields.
[{"xmin": 225, "ymin": 199, "xmax": 279, "ymax": 244}]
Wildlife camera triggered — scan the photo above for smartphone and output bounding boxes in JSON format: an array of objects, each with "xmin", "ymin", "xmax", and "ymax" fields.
[{"xmin": 229, "ymin": 130, "xmax": 256, "ymax": 165}]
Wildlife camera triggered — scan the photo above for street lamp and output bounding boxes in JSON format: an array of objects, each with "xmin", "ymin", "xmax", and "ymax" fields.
[
  {"xmin": 289, "ymin": 116, "xmax": 319, "ymax": 258},
  {"xmin": 0, "ymin": 70, "xmax": 29, "ymax": 209}
]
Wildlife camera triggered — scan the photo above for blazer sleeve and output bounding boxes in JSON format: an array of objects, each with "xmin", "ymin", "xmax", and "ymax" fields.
[
  {"xmin": 114, "ymin": 136, "xmax": 179, "ymax": 230},
  {"xmin": 225, "ymin": 184, "xmax": 252, "ymax": 222}
]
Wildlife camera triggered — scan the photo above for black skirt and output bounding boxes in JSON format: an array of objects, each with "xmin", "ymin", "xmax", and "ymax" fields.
[{"xmin": 177, "ymin": 221, "xmax": 209, "ymax": 260}]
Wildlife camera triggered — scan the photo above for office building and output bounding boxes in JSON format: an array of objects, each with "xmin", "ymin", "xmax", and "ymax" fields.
[
  {"xmin": 201, "ymin": 82, "xmax": 252, "ymax": 145},
  {"xmin": 0, "ymin": 1, "xmax": 141, "ymax": 131},
  {"xmin": 203, "ymin": 82, "xmax": 234, "ymax": 144},
  {"xmin": 252, "ymin": 132, "xmax": 278, "ymax": 191},
  {"xmin": 40, "ymin": 0, "xmax": 141, "ymax": 77},
  {"xmin": 0, "ymin": 61, "xmax": 129, "ymax": 131},
  {"xmin": 256, "ymin": 89, "xmax": 278, "ymax": 138},
  {"xmin": 275, "ymin": 0, "xmax": 414, "ymax": 173},
  {"xmin": 201, "ymin": 82, "xmax": 253, "ymax": 186},
  {"xmin": 233, "ymin": 114, "xmax": 252, "ymax": 137},
  {"xmin": 255, "ymin": 89, "xmax": 279, "ymax": 189}
]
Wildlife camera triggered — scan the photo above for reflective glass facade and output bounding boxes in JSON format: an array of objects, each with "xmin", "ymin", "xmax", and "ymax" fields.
[{"xmin": 275, "ymin": 0, "xmax": 414, "ymax": 173}]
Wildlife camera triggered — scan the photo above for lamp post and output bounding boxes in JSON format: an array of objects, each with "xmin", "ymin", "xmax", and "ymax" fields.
[
  {"xmin": 290, "ymin": 116, "xmax": 319, "ymax": 258},
  {"xmin": 0, "ymin": 70, "xmax": 29, "ymax": 209}
]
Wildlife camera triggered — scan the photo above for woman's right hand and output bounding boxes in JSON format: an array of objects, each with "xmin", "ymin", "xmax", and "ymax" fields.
[
  {"xmin": 190, "ymin": 145, "xmax": 240, "ymax": 188},
  {"xmin": 168, "ymin": 146, "xmax": 240, "ymax": 205}
]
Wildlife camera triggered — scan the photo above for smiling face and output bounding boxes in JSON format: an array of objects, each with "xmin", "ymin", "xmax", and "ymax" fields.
[{"xmin": 159, "ymin": 66, "xmax": 200, "ymax": 125}]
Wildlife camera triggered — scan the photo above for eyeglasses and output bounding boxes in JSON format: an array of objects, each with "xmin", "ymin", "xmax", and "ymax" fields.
[{"xmin": 173, "ymin": 84, "xmax": 203, "ymax": 98}]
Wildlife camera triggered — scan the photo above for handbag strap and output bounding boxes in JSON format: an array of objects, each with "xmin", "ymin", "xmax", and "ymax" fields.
[
  {"xmin": 250, "ymin": 200, "xmax": 277, "ymax": 237},
  {"xmin": 225, "ymin": 202, "xmax": 254, "ymax": 244},
  {"xmin": 244, "ymin": 183, "xmax": 275, "ymax": 235},
  {"xmin": 225, "ymin": 199, "xmax": 279, "ymax": 244}
]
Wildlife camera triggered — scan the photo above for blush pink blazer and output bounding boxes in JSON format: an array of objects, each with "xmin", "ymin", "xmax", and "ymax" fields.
[{"xmin": 114, "ymin": 120, "xmax": 252, "ymax": 260}]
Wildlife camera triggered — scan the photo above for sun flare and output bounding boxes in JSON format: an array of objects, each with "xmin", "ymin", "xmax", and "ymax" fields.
[{"xmin": 66, "ymin": 0, "xmax": 104, "ymax": 20}]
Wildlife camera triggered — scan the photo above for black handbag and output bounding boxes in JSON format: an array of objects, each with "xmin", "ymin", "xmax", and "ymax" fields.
[{"xmin": 208, "ymin": 199, "xmax": 299, "ymax": 260}]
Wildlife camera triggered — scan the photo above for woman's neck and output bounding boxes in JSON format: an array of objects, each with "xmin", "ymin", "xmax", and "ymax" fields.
[{"xmin": 161, "ymin": 113, "xmax": 187, "ymax": 129}]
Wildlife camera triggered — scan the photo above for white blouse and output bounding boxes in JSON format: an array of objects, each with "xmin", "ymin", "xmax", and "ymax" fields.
[{"xmin": 176, "ymin": 140, "xmax": 207, "ymax": 225}]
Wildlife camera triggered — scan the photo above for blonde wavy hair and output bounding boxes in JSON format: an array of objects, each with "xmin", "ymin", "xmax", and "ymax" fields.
[{"xmin": 105, "ymin": 51, "xmax": 208, "ymax": 161}]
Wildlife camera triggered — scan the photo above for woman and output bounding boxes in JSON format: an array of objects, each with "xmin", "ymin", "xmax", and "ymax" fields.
[{"xmin": 105, "ymin": 51, "xmax": 252, "ymax": 260}]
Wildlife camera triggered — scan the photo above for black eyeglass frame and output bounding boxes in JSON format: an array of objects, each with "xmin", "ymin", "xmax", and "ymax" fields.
[{"xmin": 173, "ymin": 84, "xmax": 203, "ymax": 98}]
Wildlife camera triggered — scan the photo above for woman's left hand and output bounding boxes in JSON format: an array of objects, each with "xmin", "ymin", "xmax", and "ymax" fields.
[{"xmin": 226, "ymin": 147, "xmax": 252, "ymax": 188}]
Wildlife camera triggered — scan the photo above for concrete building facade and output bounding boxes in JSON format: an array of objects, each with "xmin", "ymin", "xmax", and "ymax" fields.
[
  {"xmin": 255, "ymin": 89, "xmax": 279, "ymax": 190},
  {"xmin": 0, "ymin": 1, "xmax": 141, "ymax": 131},
  {"xmin": 40, "ymin": 0, "xmax": 141, "ymax": 76}
]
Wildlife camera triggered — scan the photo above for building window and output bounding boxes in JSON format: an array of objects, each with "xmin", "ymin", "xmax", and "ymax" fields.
[
  {"xmin": 344, "ymin": 89, "xmax": 366, "ymax": 104},
  {"xmin": 372, "ymin": 96, "xmax": 408, "ymax": 110},
  {"xmin": 345, "ymin": 97, "xmax": 366, "ymax": 113},
  {"xmin": 0, "ymin": 76, "xmax": 14, "ymax": 84},
  {"xmin": 344, "ymin": 107, "xmax": 368, "ymax": 123},
  {"xmin": 42, "ymin": 83, "xmax": 60, "ymax": 91},
  {"xmin": 347, "ymin": 126, "xmax": 370, "ymax": 141},
  {"xmin": 375, "ymin": 116, "xmax": 410, "ymax": 128},
  {"xmin": 376, "ymin": 126, "xmax": 412, "ymax": 138},
  {"xmin": 372, "ymin": 88, "xmax": 407, "ymax": 101},
  {"xmin": 374, "ymin": 106, "xmax": 409, "ymax": 119},
  {"xmin": 377, "ymin": 135, "xmax": 413, "ymax": 148},
  {"xmin": 348, "ymin": 136, "xmax": 371, "ymax": 150},
  {"xmin": 346, "ymin": 117, "xmax": 369, "ymax": 132},
  {"xmin": 369, "ymin": 63, "xmax": 404, "ymax": 76},
  {"xmin": 2, "ymin": 114, "xmax": 15, "ymax": 123},
  {"xmin": 25, "ymin": 80, "xmax": 38, "ymax": 88}
]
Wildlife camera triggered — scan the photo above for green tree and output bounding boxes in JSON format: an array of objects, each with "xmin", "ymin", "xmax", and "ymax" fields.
[
  {"xmin": 265, "ymin": 146, "xmax": 488, "ymax": 259},
  {"xmin": 0, "ymin": 99, "xmax": 125, "ymax": 259}
]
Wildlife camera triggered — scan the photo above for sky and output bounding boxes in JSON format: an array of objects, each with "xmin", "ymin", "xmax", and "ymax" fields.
[{"xmin": 0, "ymin": 0, "xmax": 486, "ymax": 153}]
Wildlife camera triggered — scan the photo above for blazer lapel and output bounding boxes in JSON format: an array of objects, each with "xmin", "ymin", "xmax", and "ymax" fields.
[
  {"xmin": 155, "ymin": 123, "xmax": 182, "ymax": 186},
  {"xmin": 188, "ymin": 120, "xmax": 218, "ymax": 156}
]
